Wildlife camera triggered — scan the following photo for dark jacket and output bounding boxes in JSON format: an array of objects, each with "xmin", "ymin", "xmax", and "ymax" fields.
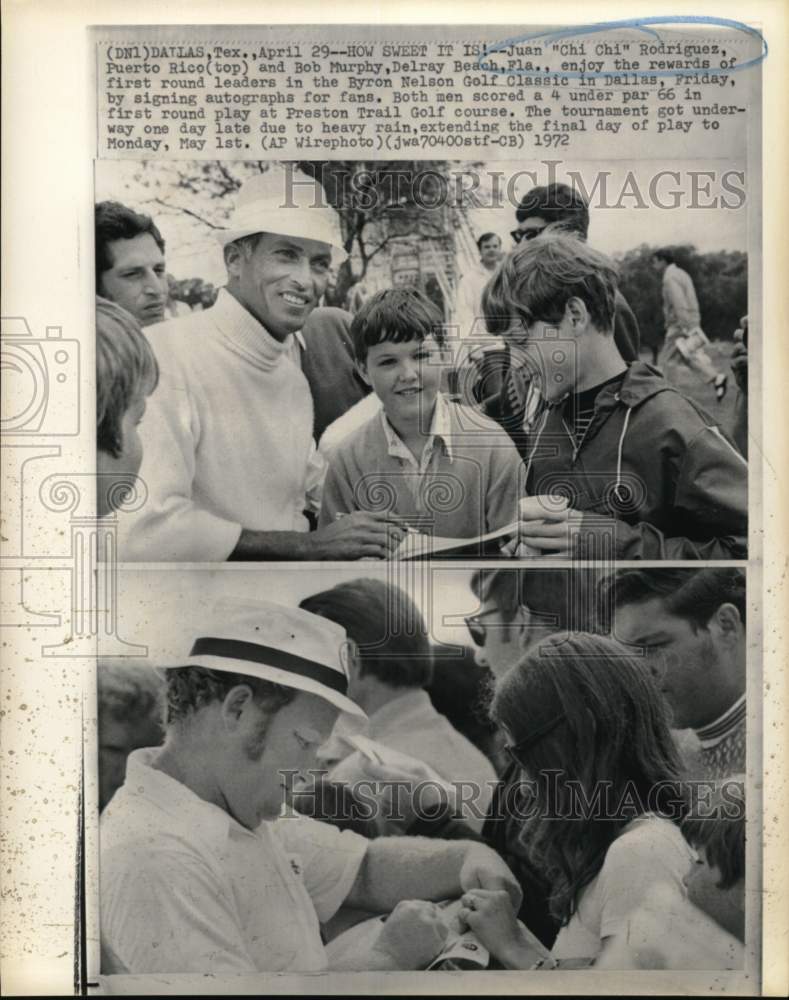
[
  {"xmin": 523, "ymin": 362, "xmax": 747, "ymax": 559},
  {"xmin": 299, "ymin": 307, "xmax": 370, "ymax": 441}
]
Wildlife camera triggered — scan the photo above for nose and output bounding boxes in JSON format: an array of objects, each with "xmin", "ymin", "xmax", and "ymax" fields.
[
  {"xmin": 142, "ymin": 270, "xmax": 164, "ymax": 296},
  {"xmin": 648, "ymin": 651, "xmax": 668, "ymax": 680},
  {"xmin": 398, "ymin": 358, "xmax": 419, "ymax": 382},
  {"xmin": 290, "ymin": 256, "xmax": 312, "ymax": 288}
]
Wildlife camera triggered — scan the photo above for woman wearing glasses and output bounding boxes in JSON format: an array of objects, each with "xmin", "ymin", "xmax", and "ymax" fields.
[{"xmin": 457, "ymin": 631, "xmax": 696, "ymax": 968}]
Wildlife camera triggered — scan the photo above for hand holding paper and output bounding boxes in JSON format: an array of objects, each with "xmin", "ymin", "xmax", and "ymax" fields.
[{"xmin": 372, "ymin": 900, "xmax": 450, "ymax": 969}]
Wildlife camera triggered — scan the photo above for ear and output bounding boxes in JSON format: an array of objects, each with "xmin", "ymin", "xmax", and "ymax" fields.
[
  {"xmin": 220, "ymin": 684, "xmax": 255, "ymax": 731},
  {"xmin": 341, "ymin": 638, "xmax": 362, "ymax": 686},
  {"xmin": 711, "ymin": 603, "xmax": 743, "ymax": 643},
  {"xmin": 223, "ymin": 242, "xmax": 244, "ymax": 280},
  {"xmin": 565, "ymin": 297, "xmax": 589, "ymax": 329},
  {"xmin": 514, "ymin": 606, "xmax": 529, "ymax": 649},
  {"xmin": 355, "ymin": 360, "xmax": 371, "ymax": 388}
]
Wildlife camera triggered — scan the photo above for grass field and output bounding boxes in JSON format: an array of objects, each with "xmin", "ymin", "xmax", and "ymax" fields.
[{"xmin": 639, "ymin": 339, "xmax": 738, "ymax": 430}]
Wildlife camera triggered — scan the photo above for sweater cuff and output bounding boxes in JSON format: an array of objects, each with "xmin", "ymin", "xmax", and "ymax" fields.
[{"xmin": 119, "ymin": 509, "xmax": 243, "ymax": 562}]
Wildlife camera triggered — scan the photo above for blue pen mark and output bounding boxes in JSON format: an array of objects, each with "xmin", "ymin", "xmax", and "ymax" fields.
[{"xmin": 478, "ymin": 16, "xmax": 767, "ymax": 80}]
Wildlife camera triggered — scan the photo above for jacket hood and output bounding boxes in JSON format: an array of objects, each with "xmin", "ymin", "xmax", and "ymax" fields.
[{"xmin": 601, "ymin": 361, "xmax": 676, "ymax": 410}]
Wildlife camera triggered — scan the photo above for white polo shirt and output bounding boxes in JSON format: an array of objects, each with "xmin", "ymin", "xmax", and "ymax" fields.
[{"xmin": 100, "ymin": 748, "xmax": 368, "ymax": 975}]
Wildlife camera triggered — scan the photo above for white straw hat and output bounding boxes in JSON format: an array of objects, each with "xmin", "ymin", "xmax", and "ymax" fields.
[
  {"xmin": 159, "ymin": 598, "xmax": 365, "ymax": 718},
  {"xmin": 217, "ymin": 168, "xmax": 346, "ymax": 258}
]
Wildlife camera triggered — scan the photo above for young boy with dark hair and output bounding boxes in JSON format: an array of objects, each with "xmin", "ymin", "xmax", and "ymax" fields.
[
  {"xmin": 319, "ymin": 288, "xmax": 525, "ymax": 552},
  {"xmin": 482, "ymin": 234, "xmax": 747, "ymax": 559},
  {"xmin": 681, "ymin": 776, "xmax": 745, "ymax": 941}
]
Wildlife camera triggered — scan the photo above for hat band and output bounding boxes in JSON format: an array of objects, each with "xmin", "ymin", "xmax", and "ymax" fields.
[{"xmin": 190, "ymin": 637, "xmax": 347, "ymax": 695}]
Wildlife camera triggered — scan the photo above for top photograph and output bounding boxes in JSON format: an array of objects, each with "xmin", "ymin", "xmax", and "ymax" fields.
[{"xmin": 95, "ymin": 157, "xmax": 749, "ymax": 561}]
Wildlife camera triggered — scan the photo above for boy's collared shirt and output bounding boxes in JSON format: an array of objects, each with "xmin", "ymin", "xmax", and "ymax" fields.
[
  {"xmin": 319, "ymin": 395, "xmax": 523, "ymax": 540},
  {"xmin": 380, "ymin": 391, "xmax": 454, "ymax": 474}
]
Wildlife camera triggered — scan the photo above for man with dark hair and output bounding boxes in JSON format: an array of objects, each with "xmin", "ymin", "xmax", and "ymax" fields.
[
  {"xmin": 512, "ymin": 182, "xmax": 590, "ymax": 243},
  {"xmin": 100, "ymin": 599, "xmax": 521, "ymax": 975},
  {"xmin": 455, "ymin": 231, "xmax": 504, "ymax": 341},
  {"xmin": 606, "ymin": 568, "xmax": 746, "ymax": 780},
  {"xmin": 300, "ymin": 578, "xmax": 496, "ymax": 826},
  {"xmin": 118, "ymin": 171, "xmax": 404, "ymax": 562},
  {"xmin": 95, "ymin": 201, "xmax": 168, "ymax": 326},
  {"xmin": 466, "ymin": 567, "xmax": 605, "ymax": 677},
  {"xmin": 652, "ymin": 247, "xmax": 728, "ymax": 400}
]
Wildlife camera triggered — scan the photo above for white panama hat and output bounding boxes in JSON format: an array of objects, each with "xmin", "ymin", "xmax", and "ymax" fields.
[
  {"xmin": 159, "ymin": 598, "xmax": 365, "ymax": 718},
  {"xmin": 217, "ymin": 167, "xmax": 347, "ymax": 259}
]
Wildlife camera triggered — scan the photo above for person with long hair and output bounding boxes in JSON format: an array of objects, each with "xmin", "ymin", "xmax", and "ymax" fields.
[{"xmin": 456, "ymin": 633, "xmax": 696, "ymax": 968}]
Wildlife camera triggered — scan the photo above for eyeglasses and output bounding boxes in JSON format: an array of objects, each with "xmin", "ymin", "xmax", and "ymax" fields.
[
  {"xmin": 510, "ymin": 225, "xmax": 547, "ymax": 245},
  {"xmin": 464, "ymin": 608, "xmax": 502, "ymax": 647},
  {"xmin": 504, "ymin": 714, "xmax": 565, "ymax": 770}
]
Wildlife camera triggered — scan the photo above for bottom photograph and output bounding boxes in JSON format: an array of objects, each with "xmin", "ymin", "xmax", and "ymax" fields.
[{"xmin": 94, "ymin": 564, "xmax": 748, "ymax": 986}]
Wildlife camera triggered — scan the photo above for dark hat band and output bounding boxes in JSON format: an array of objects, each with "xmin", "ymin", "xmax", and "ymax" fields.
[{"xmin": 189, "ymin": 636, "xmax": 347, "ymax": 695}]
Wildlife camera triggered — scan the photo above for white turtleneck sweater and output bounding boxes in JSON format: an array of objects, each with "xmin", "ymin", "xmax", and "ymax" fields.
[{"xmin": 118, "ymin": 289, "xmax": 319, "ymax": 561}]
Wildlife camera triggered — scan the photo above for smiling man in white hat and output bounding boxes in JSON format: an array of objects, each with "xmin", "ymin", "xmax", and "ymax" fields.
[
  {"xmin": 118, "ymin": 166, "xmax": 402, "ymax": 561},
  {"xmin": 100, "ymin": 599, "xmax": 520, "ymax": 975}
]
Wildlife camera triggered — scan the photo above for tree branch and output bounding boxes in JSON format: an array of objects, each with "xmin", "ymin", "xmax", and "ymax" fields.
[{"xmin": 150, "ymin": 198, "xmax": 224, "ymax": 230}]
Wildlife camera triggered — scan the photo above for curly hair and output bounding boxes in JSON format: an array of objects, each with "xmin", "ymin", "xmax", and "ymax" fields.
[
  {"xmin": 164, "ymin": 665, "xmax": 296, "ymax": 725},
  {"xmin": 490, "ymin": 632, "xmax": 686, "ymax": 925}
]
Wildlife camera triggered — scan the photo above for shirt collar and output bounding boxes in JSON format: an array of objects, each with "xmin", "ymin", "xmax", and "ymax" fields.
[
  {"xmin": 211, "ymin": 287, "xmax": 294, "ymax": 370},
  {"xmin": 366, "ymin": 689, "xmax": 435, "ymax": 734},
  {"xmin": 695, "ymin": 693, "xmax": 746, "ymax": 747},
  {"xmin": 122, "ymin": 747, "xmax": 252, "ymax": 850},
  {"xmin": 379, "ymin": 392, "xmax": 454, "ymax": 467}
]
